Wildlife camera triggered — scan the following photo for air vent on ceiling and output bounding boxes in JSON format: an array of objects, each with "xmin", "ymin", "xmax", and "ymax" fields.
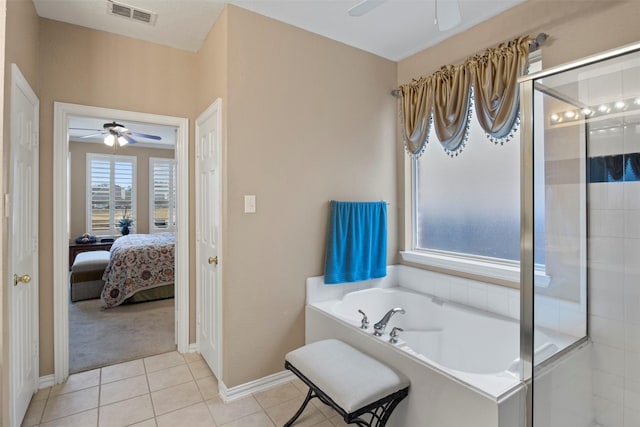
[
  {"xmin": 132, "ymin": 9, "xmax": 153, "ymax": 24},
  {"xmin": 107, "ymin": 0, "xmax": 158, "ymax": 26}
]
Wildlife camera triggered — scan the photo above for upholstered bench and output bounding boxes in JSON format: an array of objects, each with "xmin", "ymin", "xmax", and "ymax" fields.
[
  {"xmin": 284, "ymin": 339, "xmax": 410, "ymax": 427},
  {"xmin": 70, "ymin": 250, "xmax": 110, "ymax": 302}
]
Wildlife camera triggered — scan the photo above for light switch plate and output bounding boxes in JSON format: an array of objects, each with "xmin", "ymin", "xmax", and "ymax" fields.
[{"xmin": 244, "ymin": 195, "xmax": 256, "ymax": 213}]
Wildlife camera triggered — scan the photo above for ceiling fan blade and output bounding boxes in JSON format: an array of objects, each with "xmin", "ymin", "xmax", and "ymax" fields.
[
  {"xmin": 121, "ymin": 134, "xmax": 138, "ymax": 145},
  {"xmin": 129, "ymin": 132, "xmax": 162, "ymax": 141},
  {"xmin": 348, "ymin": 0, "xmax": 387, "ymax": 17},
  {"xmin": 436, "ymin": 0, "xmax": 461, "ymax": 31},
  {"xmin": 69, "ymin": 127, "xmax": 102, "ymax": 131},
  {"xmin": 79, "ymin": 132, "xmax": 105, "ymax": 139}
]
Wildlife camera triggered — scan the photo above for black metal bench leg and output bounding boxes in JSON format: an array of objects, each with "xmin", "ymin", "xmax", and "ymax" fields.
[
  {"xmin": 284, "ymin": 360, "xmax": 409, "ymax": 427},
  {"xmin": 283, "ymin": 387, "xmax": 315, "ymax": 427},
  {"xmin": 346, "ymin": 387, "xmax": 409, "ymax": 427}
]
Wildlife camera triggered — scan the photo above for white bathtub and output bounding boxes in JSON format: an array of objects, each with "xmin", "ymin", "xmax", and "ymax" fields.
[
  {"xmin": 305, "ymin": 266, "xmax": 583, "ymax": 427},
  {"xmin": 319, "ymin": 287, "xmax": 571, "ymax": 377}
]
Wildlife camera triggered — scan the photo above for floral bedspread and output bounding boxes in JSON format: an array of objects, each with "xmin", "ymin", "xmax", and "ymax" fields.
[{"xmin": 101, "ymin": 233, "xmax": 175, "ymax": 308}]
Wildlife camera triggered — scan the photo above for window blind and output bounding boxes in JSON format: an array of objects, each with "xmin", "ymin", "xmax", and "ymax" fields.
[
  {"xmin": 150, "ymin": 158, "xmax": 176, "ymax": 231},
  {"xmin": 87, "ymin": 154, "xmax": 136, "ymax": 235}
]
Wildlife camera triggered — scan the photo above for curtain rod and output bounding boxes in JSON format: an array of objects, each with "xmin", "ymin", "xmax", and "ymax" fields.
[{"xmin": 390, "ymin": 33, "xmax": 549, "ymax": 97}]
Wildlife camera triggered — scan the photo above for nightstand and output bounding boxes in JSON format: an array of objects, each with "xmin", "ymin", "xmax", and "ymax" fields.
[{"xmin": 69, "ymin": 241, "xmax": 113, "ymax": 270}]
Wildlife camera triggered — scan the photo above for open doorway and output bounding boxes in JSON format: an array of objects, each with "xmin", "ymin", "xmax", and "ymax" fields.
[
  {"xmin": 52, "ymin": 103, "xmax": 189, "ymax": 382},
  {"xmin": 66, "ymin": 115, "xmax": 178, "ymax": 373}
]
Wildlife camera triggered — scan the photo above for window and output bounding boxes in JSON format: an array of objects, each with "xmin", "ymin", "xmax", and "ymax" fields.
[
  {"xmin": 149, "ymin": 157, "xmax": 176, "ymax": 232},
  {"xmin": 404, "ymin": 58, "xmax": 547, "ymax": 284},
  {"xmin": 414, "ymin": 121, "xmax": 521, "ymax": 261},
  {"xmin": 87, "ymin": 154, "xmax": 137, "ymax": 235}
]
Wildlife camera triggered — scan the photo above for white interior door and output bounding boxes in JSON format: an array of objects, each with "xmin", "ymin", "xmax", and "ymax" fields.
[
  {"xmin": 196, "ymin": 99, "xmax": 222, "ymax": 378},
  {"xmin": 9, "ymin": 64, "xmax": 39, "ymax": 427}
]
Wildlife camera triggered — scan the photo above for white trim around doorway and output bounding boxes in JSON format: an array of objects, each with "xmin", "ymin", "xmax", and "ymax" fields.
[{"xmin": 53, "ymin": 102, "xmax": 189, "ymax": 384}]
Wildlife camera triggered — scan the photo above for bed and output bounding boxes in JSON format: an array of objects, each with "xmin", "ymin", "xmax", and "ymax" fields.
[{"xmin": 101, "ymin": 233, "xmax": 175, "ymax": 308}]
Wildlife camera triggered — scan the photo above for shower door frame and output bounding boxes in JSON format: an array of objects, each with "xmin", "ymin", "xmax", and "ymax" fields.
[{"xmin": 518, "ymin": 40, "xmax": 640, "ymax": 427}]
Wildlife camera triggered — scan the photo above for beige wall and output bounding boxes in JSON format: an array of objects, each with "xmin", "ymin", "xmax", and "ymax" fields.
[
  {"xmin": 222, "ymin": 6, "xmax": 397, "ymax": 387},
  {"xmin": 68, "ymin": 141, "xmax": 174, "ymax": 238},
  {"xmin": 2, "ymin": 0, "xmax": 39, "ymax": 423},
  {"xmin": 196, "ymin": 8, "xmax": 228, "ymax": 114},
  {"xmin": 38, "ymin": 19, "xmax": 197, "ymax": 375},
  {"xmin": 4, "ymin": 0, "xmax": 38, "ymax": 92}
]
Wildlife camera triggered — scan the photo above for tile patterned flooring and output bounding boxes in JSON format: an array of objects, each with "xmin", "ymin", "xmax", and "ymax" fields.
[{"xmin": 22, "ymin": 351, "xmax": 349, "ymax": 427}]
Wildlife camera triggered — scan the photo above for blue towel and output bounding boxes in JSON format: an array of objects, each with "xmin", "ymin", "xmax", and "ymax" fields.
[{"xmin": 324, "ymin": 201, "xmax": 387, "ymax": 284}]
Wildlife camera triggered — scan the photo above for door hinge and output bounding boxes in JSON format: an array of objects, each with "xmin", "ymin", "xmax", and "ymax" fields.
[{"xmin": 4, "ymin": 193, "xmax": 9, "ymax": 218}]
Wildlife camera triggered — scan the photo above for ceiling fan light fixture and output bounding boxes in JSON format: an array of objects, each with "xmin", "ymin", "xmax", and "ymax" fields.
[
  {"xmin": 104, "ymin": 134, "xmax": 116, "ymax": 146},
  {"xmin": 72, "ymin": 120, "xmax": 162, "ymax": 146}
]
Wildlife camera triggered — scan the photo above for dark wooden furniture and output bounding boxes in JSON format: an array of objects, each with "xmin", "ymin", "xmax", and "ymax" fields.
[{"xmin": 68, "ymin": 241, "xmax": 113, "ymax": 270}]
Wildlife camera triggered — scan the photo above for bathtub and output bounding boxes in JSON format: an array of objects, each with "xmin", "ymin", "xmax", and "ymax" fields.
[
  {"xmin": 313, "ymin": 286, "xmax": 575, "ymax": 395},
  {"xmin": 305, "ymin": 265, "xmax": 584, "ymax": 427}
]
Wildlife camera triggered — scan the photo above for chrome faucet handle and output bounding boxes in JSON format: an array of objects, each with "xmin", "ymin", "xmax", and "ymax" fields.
[
  {"xmin": 389, "ymin": 327, "xmax": 403, "ymax": 344},
  {"xmin": 373, "ymin": 307, "xmax": 405, "ymax": 336},
  {"xmin": 358, "ymin": 309, "xmax": 369, "ymax": 329}
]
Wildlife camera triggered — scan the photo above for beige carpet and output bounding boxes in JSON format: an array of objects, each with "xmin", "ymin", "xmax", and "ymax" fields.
[{"xmin": 69, "ymin": 297, "xmax": 176, "ymax": 373}]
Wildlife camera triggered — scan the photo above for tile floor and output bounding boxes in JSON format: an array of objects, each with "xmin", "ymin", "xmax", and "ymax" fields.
[{"xmin": 22, "ymin": 351, "xmax": 349, "ymax": 427}]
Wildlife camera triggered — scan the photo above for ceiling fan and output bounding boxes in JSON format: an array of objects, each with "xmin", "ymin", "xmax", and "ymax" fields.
[
  {"xmin": 70, "ymin": 121, "xmax": 162, "ymax": 147},
  {"xmin": 348, "ymin": 0, "xmax": 461, "ymax": 31}
]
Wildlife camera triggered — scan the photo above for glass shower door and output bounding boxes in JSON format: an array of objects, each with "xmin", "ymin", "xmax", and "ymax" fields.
[
  {"xmin": 522, "ymin": 44, "xmax": 640, "ymax": 427},
  {"xmin": 529, "ymin": 68, "xmax": 591, "ymax": 427}
]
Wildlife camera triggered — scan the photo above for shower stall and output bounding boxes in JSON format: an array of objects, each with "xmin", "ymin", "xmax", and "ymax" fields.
[{"xmin": 521, "ymin": 42, "xmax": 640, "ymax": 427}]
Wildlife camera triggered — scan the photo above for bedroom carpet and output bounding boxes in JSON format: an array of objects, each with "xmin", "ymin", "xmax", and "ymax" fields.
[{"xmin": 69, "ymin": 297, "xmax": 175, "ymax": 373}]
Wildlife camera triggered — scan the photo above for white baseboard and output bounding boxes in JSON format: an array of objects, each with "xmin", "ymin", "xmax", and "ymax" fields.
[
  {"xmin": 188, "ymin": 343, "xmax": 199, "ymax": 353},
  {"xmin": 219, "ymin": 370, "xmax": 295, "ymax": 403},
  {"xmin": 39, "ymin": 375, "xmax": 55, "ymax": 389}
]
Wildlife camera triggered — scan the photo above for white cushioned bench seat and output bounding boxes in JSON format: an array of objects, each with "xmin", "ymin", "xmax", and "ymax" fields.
[
  {"xmin": 284, "ymin": 339, "xmax": 409, "ymax": 427},
  {"xmin": 70, "ymin": 250, "xmax": 111, "ymax": 302},
  {"xmin": 72, "ymin": 250, "xmax": 111, "ymax": 271}
]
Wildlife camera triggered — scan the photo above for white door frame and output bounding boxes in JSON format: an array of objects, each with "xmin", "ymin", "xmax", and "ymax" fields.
[
  {"xmin": 52, "ymin": 102, "xmax": 189, "ymax": 383},
  {"xmin": 195, "ymin": 98, "xmax": 223, "ymax": 380}
]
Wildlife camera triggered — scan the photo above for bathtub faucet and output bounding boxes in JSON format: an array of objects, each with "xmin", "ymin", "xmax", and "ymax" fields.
[
  {"xmin": 373, "ymin": 307, "xmax": 405, "ymax": 336},
  {"xmin": 358, "ymin": 309, "xmax": 369, "ymax": 329}
]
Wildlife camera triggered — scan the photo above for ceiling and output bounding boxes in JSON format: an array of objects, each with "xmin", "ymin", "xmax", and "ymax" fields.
[
  {"xmin": 46, "ymin": 0, "xmax": 526, "ymax": 144},
  {"xmin": 32, "ymin": 0, "xmax": 526, "ymax": 61},
  {"xmin": 68, "ymin": 116, "xmax": 176, "ymax": 149}
]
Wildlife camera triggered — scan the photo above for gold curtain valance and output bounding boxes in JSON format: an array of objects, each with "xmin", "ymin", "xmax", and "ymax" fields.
[{"xmin": 400, "ymin": 36, "xmax": 533, "ymax": 157}]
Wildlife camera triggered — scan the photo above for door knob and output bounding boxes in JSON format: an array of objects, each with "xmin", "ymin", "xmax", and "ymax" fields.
[
  {"xmin": 14, "ymin": 274, "xmax": 31, "ymax": 286},
  {"xmin": 208, "ymin": 256, "xmax": 218, "ymax": 265}
]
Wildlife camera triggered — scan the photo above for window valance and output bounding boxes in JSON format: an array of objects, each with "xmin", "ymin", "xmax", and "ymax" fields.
[{"xmin": 400, "ymin": 36, "xmax": 533, "ymax": 157}]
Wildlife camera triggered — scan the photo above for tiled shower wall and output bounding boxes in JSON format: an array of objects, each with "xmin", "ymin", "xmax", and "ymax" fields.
[{"xmin": 588, "ymin": 122, "xmax": 640, "ymax": 427}]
